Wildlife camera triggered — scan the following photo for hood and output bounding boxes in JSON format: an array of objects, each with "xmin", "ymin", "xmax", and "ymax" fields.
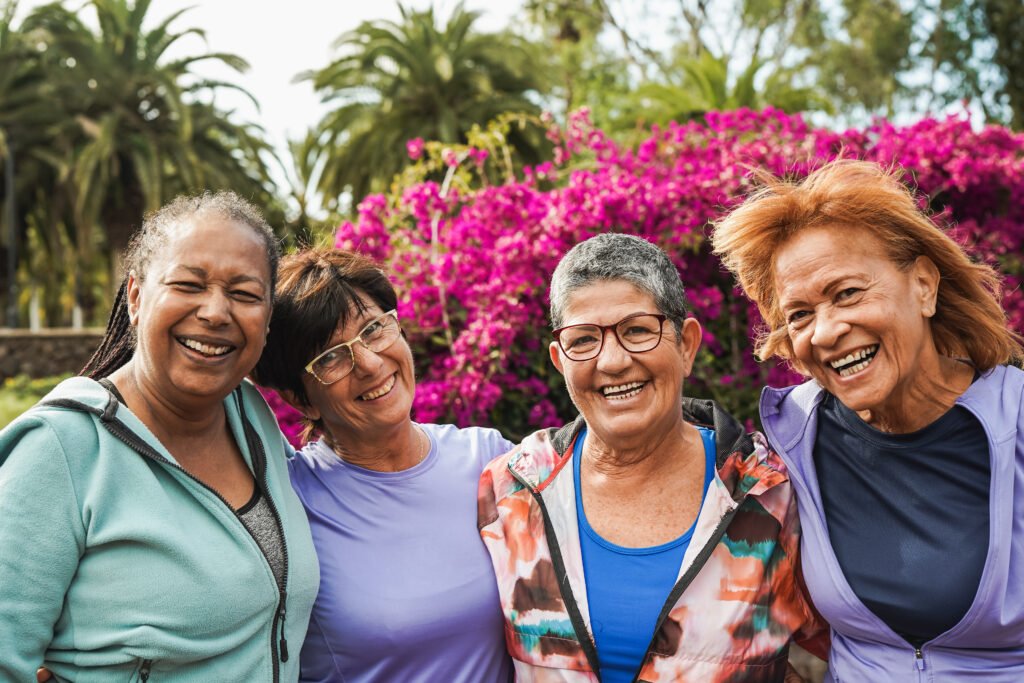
[{"xmin": 29, "ymin": 376, "xmax": 119, "ymax": 421}]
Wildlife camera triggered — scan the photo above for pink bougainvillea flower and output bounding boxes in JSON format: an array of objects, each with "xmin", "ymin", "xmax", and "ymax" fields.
[
  {"xmin": 406, "ymin": 137, "xmax": 425, "ymax": 160},
  {"xmin": 259, "ymin": 108, "xmax": 1024, "ymax": 447}
]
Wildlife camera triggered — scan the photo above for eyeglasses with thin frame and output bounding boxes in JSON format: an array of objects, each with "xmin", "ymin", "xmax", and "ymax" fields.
[
  {"xmin": 553, "ymin": 313, "xmax": 668, "ymax": 361},
  {"xmin": 305, "ymin": 310, "xmax": 400, "ymax": 385}
]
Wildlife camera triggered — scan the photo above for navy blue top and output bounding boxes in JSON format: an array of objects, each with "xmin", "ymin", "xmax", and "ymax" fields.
[
  {"xmin": 574, "ymin": 426, "xmax": 716, "ymax": 682},
  {"xmin": 814, "ymin": 393, "xmax": 990, "ymax": 646}
]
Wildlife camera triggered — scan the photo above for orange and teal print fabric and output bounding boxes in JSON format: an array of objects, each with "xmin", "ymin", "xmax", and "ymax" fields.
[{"xmin": 478, "ymin": 402, "xmax": 827, "ymax": 683}]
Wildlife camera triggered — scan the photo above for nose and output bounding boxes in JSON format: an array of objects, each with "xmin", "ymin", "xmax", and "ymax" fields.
[
  {"xmin": 594, "ymin": 328, "xmax": 632, "ymax": 374},
  {"xmin": 810, "ymin": 307, "xmax": 850, "ymax": 349},
  {"xmin": 351, "ymin": 341, "xmax": 385, "ymax": 377},
  {"xmin": 196, "ymin": 289, "xmax": 231, "ymax": 326}
]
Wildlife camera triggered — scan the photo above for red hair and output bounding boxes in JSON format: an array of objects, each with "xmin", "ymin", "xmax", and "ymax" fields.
[{"xmin": 712, "ymin": 159, "xmax": 1022, "ymax": 371}]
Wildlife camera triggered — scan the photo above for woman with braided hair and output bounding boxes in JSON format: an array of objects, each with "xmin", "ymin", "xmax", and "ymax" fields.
[{"xmin": 0, "ymin": 192, "xmax": 319, "ymax": 681}]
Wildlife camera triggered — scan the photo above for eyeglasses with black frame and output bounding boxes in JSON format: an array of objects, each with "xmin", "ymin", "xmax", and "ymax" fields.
[
  {"xmin": 304, "ymin": 309, "xmax": 401, "ymax": 385},
  {"xmin": 553, "ymin": 313, "xmax": 669, "ymax": 361}
]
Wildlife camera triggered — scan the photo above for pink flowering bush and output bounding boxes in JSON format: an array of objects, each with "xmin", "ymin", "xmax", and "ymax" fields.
[{"xmin": 272, "ymin": 109, "xmax": 1024, "ymax": 444}]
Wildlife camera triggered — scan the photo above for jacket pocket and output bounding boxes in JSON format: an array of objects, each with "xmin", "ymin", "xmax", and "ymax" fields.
[{"xmin": 506, "ymin": 622, "xmax": 593, "ymax": 673}]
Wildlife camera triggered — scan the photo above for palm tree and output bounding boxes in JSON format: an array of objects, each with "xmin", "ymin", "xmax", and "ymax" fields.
[
  {"xmin": 304, "ymin": 3, "xmax": 548, "ymax": 209},
  {"xmin": 0, "ymin": 1, "xmax": 67, "ymax": 325},
  {"xmin": 616, "ymin": 51, "xmax": 832, "ymax": 130},
  {"xmin": 16, "ymin": 0, "xmax": 279, "ymax": 323}
]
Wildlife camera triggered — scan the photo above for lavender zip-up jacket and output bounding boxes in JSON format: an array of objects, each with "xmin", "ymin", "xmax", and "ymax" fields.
[{"xmin": 760, "ymin": 364, "xmax": 1024, "ymax": 682}]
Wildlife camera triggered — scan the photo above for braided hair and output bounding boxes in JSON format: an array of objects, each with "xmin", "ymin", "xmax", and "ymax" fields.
[{"xmin": 81, "ymin": 191, "xmax": 280, "ymax": 379}]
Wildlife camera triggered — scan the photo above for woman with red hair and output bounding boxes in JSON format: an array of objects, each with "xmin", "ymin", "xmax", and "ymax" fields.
[{"xmin": 713, "ymin": 159, "xmax": 1024, "ymax": 681}]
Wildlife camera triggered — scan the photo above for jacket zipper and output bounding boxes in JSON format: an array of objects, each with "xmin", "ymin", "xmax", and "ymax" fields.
[
  {"xmin": 48, "ymin": 392, "xmax": 290, "ymax": 683},
  {"xmin": 236, "ymin": 390, "xmax": 291, "ymax": 672},
  {"xmin": 138, "ymin": 658, "xmax": 153, "ymax": 682},
  {"xmin": 628, "ymin": 505, "xmax": 742, "ymax": 683},
  {"xmin": 508, "ymin": 465, "xmax": 603, "ymax": 679},
  {"xmin": 915, "ymin": 647, "xmax": 925, "ymax": 671},
  {"xmin": 509, "ymin": 435, "xmax": 769, "ymax": 683}
]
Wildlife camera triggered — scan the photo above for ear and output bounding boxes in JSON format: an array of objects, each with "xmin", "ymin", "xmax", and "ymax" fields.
[
  {"xmin": 549, "ymin": 340, "xmax": 566, "ymax": 376},
  {"xmin": 126, "ymin": 271, "xmax": 142, "ymax": 327},
  {"xmin": 280, "ymin": 388, "xmax": 321, "ymax": 421},
  {"xmin": 676, "ymin": 318, "xmax": 703, "ymax": 377},
  {"xmin": 912, "ymin": 255, "xmax": 941, "ymax": 318}
]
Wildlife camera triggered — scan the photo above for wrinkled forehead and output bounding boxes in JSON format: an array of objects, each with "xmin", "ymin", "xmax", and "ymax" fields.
[
  {"xmin": 560, "ymin": 279, "xmax": 659, "ymax": 325},
  {"xmin": 138, "ymin": 214, "xmax": 269, "ymax": 279}
]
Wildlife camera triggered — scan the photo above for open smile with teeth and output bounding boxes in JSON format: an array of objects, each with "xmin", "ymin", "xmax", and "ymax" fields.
[
  {"xmin": 829, "ymin": 344, "xmax": 879, "ymax": 378},
  {"xmin": 359, "ymin": 374, "xmax": 396, "ymax": 401},
  {"xmin": 178, "ymin": 337, "xmax": 233, "ymax": 357},
  {"xmin": 601, "ymin": 380, "xmax": 647, "ymax": 400}
]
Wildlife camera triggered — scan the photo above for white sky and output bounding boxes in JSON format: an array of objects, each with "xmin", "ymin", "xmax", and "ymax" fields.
[{"xmin": 15, "ymin": 0, "xmax": 523, "ymax": 204}]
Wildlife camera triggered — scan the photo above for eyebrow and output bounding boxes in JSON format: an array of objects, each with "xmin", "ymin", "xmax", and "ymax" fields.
[
  {"xmin": 780, "ymin": 274, "xmax": 860, "ymax": 309},
  {"xmin": 171, "ymin": 265, "xmax": 266, "ymax": 286}
]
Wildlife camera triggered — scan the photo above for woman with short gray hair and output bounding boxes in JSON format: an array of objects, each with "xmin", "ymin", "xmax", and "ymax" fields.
[{"xmin": 478, "ymin": 233, "xmax": 825, "ymax": 682}]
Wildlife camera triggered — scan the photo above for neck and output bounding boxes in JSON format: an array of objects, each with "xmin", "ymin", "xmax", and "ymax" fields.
[
  {"xmin": 582, "ymin": 418, "xmax": 703, "ymax": 484},
  {"xmin": 108, "ymin": 362, "xmax": 226, "ymax": 442},
  {"xmin": 325, "ymin": 420, "xmax": 426, "ymax": 473},
  {"xmin": 857, "ymin": 355, "xmax": 975, "ymax": 433}
]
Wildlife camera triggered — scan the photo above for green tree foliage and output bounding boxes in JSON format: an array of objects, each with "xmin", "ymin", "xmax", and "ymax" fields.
[
  {"xmin": 525, "ymin": 0, "xmax": 1022, "ymax": 129},
  {"xmin": 983, "ymin": 0, "xmax": 1024, "ymax": 128},
  {"xmin": 527, "ymin": 0, "xmax": 843, "ymax": 129},
  {"xmin": 304, "ymin": 3, "xmax": 549, "ymax": 210},
  {"xmin": 917, "ymin": 0, "xmax": 1024, "ymax": 128},
  {"xmin": 1, "ymin": 0, "xmax": 282, "ymax": 325}
]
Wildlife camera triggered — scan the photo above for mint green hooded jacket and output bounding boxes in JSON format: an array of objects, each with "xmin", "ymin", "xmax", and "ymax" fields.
[{"xmin": 0, "ymin": 377, "xmax": 319, "ymax": 682}]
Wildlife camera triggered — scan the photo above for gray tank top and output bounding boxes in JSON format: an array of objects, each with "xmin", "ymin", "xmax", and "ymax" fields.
[{"xmin": 237, "ymin": 486, "xmax": 286, "ymax": 586}]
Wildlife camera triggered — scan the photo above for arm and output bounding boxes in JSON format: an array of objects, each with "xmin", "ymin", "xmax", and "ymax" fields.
[{"xmin": 0, "ymin": 419, "xmax": 86, "ymax": 679}]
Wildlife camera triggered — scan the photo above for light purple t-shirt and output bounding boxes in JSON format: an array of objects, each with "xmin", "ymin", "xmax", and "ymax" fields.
[{"xmin": 288, "ymin": 422, "xmax": 515, "ymax": 683}]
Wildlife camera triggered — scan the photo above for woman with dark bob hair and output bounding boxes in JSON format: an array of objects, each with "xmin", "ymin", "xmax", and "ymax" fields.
[
  {"xmin": 713, "ymin": 159, "xmax": 1024, "ymax": 681},
  {"xmin": 252, "ymin": 247, "xmax": 513, "ymax": 682},
  {"xmin": 0, "ymin": 192, "xmax": 319, "ymax": 681}
]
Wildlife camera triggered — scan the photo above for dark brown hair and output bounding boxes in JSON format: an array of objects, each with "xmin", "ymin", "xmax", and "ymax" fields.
[
  {"xmin": 711, "ymin": 159, "xmax": 1023, "ymax": 371},
  {"xmin": 251, "ymin": 247, "xmax": 398, "ymax": 443}
]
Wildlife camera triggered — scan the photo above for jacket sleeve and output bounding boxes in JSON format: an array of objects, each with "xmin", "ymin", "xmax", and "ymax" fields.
[
  {"xmin": 778, "ymin": 488, "xmax": 830, "ymax": 660},
  {"xmin": 0, "ymin": 418, "xmax": 86, "ymax": 679}
]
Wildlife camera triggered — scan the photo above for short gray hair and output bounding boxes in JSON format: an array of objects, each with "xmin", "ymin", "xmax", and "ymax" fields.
[{"xmin": 549, "ymin": 233, "xmax": 688, "ymax": 333}]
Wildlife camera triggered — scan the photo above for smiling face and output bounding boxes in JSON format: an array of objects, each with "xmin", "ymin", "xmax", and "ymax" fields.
[
  {"xmin": 773, "ymin": 225, "xmax": 942, "ymax": 419},
  {"xmin": 298, "ymin": 293, "xmax": 416, "ymax": 445},
  {"xmin": 549, "ymin": 279, "xmax": 701, "ymax": 449},
  {"xmin": 127, "ymin": 215, "xmax": 272, "ymax": 405}
]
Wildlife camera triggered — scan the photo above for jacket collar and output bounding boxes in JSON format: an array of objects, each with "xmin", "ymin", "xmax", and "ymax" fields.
[{"xmin": 511, "ymin": 396, "xmax": 783, "ymax": 502}]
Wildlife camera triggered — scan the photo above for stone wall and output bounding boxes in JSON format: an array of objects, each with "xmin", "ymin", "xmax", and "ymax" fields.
[{"xmin": 0, "ymin": 329, "xmax": 104, "ymax": 382}]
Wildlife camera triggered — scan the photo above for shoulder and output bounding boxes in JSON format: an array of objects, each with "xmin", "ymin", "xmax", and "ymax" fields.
[
  {"xmin": 420, "ymin": 422, "xmax": 516, "ymax": 470},
  {"xmin": 236, "ymin": 380, "xmax": 281, "ymax": 435},
  {"xmin": 958, "ymin": 365, "xmax": 1024, "ymax": 436},
  {"xmin": 759, "ymin": 380, "xmax": 822, "ymax": 420},
  {"xmin": 1, "ymin": 377, "xmax": 111, "ymax": 461},
  {"xmin": 287, "ymin": 438, "xmax": 330, "ymax": 478},
  {"xmin": 482, "ymin": 425, "xmax": 567, "ymax": 495},
  {"xmin": 0, "ymin": 379, "xmax": 119, "ymax": 505}
]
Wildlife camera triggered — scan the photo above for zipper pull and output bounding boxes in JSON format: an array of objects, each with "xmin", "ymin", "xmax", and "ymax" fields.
[
  {"xmin": 279, "ymin": 603, "xmax": 289, "ymax": 662},
  {"xmin": 914, "ymin": 648, "xmax": 925, "ymax": 671},
  {"xmin": 140, "ymin": 659, "xmax": 153, "ymax": 682}
]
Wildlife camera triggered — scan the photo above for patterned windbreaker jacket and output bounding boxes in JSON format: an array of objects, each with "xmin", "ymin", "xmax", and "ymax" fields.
[{"xmin": 477, "ymin": 397, "xmax": 826, "ymax": 683}]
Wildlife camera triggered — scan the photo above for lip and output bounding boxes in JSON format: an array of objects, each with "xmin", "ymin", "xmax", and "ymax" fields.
[
  {"xmin": 823, "ymin": 350, "xmax": 881, "ymax": 384},
  {"xmin": 597, "ymin": 379, "xmax": 649, "ymax": 402},
  {"xmin": 822, "ymin": 344, "xmax": 878, "ymax": 368},
  {"xmin": 357, "ymin": 372, "xmax": 398, "ymax": 401},
  {"xmin": 175, "ymin": 334, "xmax": 238, "ymax": 362}
]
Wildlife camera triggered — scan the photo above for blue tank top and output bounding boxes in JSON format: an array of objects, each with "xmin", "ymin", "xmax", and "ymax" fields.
[{"xmin": 573, "ymin": 425, "xmax": 716, "ymax": 683}]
